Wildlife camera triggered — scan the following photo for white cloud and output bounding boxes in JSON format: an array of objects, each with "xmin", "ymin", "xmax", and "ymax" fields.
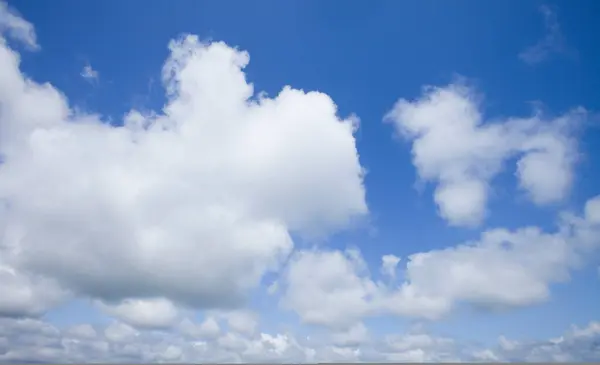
[
  {"xmin": 0, "ymin": 259, "xmax": 69, "ymax": 317},
  {"xmin": 80, "ymin": 63, "xmax": 99, "ymax": 82},
  {"xmin": 519, "ymin": 5, "xmax": 567, "ymax": 65},
  {"xmin": 493, "ymin": 321, "xmax": 600, "ymax": 362},
  {"xmin": 103, "ymin": 321, "xmax": 139, "ymax": 343},
  {"xmin": 0, "ymin": 4, "xmax": 598, "ymax": 364},
  {"xmin": 585, "ymin": 196, "xmax": 600, "ymax": 224},
  {"xmin": 0, "ymin": 6, "xmax": 367, "ymax": 318},
  {"xmin": 330, "ymin": 322, "xmax": 369, "ymax": 347},
  {"xmin": 177, "ymin": 316, "xmax": 220, "ymax": 340},
  {"xmin": 220, "ymin": 310, "xmax": 259, "ymax": 336},
  {"xmin": 64, "ymin": 323, "xmax": 97, "ymax": 339},
  {"xmin": 96, "ymin": 298, "xmax": 181, "ymax": 330},
  {"xmin": 385, "ymin": 83, "xmax": 584, "ymax": 227},
  {"xmin": 380, "ymin": 254, "xmax": 401, "ymax": 280},
  {"xmin": 393, "ymin": 226, "xmax": 573, "ymax": 314},
  {"xmin": 381, "ymin": 332, "xmax": 457, "ymax": 362},
  {"xmin": 281, "ymin": 195, "xmax": 600, "ymax": 323},
  {"xmin": 0, "ymin": 1, "xmax": 38, "ymax": 50},
  {"xmin": 0, "ymin": 316, "xmax": 597, "ymax": 363},
  {"xmin": 279, "ymin": 248, "xmax": 443, "ymax": 326},
  {"xmin": 280, "ymin": 249, "xmax": 379, "ymax": 329}
]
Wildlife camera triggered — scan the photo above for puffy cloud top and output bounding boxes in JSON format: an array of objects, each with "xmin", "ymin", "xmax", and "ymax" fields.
[
  {"xmin": 386, "ymin": 83, "xmax": 583, "ymax": 227},
  {"xmin": 0, "ymin": 21, "xmax": 367, "ymax": 316}
]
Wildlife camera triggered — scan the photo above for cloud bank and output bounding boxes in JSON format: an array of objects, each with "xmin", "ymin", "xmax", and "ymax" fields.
[{"xmin": 0, "ymin": 316, "xmax": 598, "ymax": 363}]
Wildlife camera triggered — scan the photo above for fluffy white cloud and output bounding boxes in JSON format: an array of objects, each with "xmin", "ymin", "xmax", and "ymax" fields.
[
  {"xmin": 96, "ymin": 298, "xmax": 181, "ymax": 330},
  {"xmin": 280, "ymin": 249, "xmax": 380, "ymax": 329},
  {"xmin": 0, "ymin": 263, "xmax": 68, "ymax": 318},
  {"xmin": 380, "ymin": 254, "xmax": 401, "ymax": 280},
  {"xmin": 220, "ymin": 310, "xmax": 259, "ymax": 337},
  {"xmin": 385, "ymin": 83, "xmax": 584, "ymax": 227},
  {"xmin": 1, "ymin": 3, "xmax": 598, "ymax": 363},
  {"xmin": 394, "ymin": 226, "xmax": 573, "ymax": 314},
  {"xmin": 330, "ymin": 322, "xmax": 369, "ymax": 347},
  {"xmin": 0, "ymin": 7, "xmax": 367, "ymax": 317},
  {"xmin": 279, "ymin": 247, "xmax": 448, "ymax": 326},
  {"xmin": 282, "ymin": 195, "xmax": 600, "ymax": 323},
  {"xmin": 585, "ymin": 196, "xmax": 600, "ymax": 224},
  {"xmin": 0, "ymin": 316, "xmax": 597, "ymax": 363},
  {"xmin": 380, "ymin": 332, "xmax": 457, "ymax": 362}
]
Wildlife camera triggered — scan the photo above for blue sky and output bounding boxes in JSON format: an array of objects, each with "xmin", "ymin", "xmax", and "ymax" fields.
[{"xmin": 0, "ymin": 0, "xmax": 599, "ymax": 362}]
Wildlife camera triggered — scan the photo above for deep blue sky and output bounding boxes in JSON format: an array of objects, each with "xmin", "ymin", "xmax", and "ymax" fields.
[{"xmin": 3, "ymin": 0, "xmax": 600, "ymax": 361}]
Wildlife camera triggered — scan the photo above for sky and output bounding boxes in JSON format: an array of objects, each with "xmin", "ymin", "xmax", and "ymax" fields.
[{"xmin": 0, "ymin": 0, "xmax": 599, "ymax": 363}]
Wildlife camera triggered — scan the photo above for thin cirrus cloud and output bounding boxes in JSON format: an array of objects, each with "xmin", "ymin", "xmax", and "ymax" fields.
[
  {"xmin": 81, "ymin": 63, "xmax": 99, "ymax": 83},
  {"xmin": 0, "ymin": 0, "xmax": 598, "ymax": 363},
  {"xmin": 519, "ymin": 4, "xmax": 570, "ymax": 65}
]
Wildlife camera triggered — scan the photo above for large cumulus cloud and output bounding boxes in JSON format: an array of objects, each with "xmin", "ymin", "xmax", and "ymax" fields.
[{"xmin": 0, "ymin": 3, "xmax": 367, "ymax": 317}]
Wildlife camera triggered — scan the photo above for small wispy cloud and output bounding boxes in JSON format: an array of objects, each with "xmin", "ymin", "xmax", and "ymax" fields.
[
  {"xmin": 519, "ymin": 5, "xmax": 568, "ymax": 65},
  {"xmin": 81, "ymin": 63, "xmax": 99, "ymax": 83}
]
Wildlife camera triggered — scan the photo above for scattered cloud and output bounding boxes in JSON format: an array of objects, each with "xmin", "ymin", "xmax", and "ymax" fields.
[
  {"xmin": 0, "ymin": 316, "xmax": 597, "ymax": 362},
  {"xmin": 385, "ymin": 82, "xmax": 584, "ymax": 227},
  {"xmin": 519, "ymin": 5, "xmax": 568, "ymax": 65},
  {"xmin": 0, "ymin": 2, "xmax": 599, "ymax": 363},
  {"xmin": 281, "ymin": 195, "xmax": 600, "ymax": 325},
  {"xmin": 492, "ymin": 321, "xmax": 600, "ymax": 362},
  {"xmin": 80, "ymin": 63, "xmax": 99, "ymax": 83}
]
